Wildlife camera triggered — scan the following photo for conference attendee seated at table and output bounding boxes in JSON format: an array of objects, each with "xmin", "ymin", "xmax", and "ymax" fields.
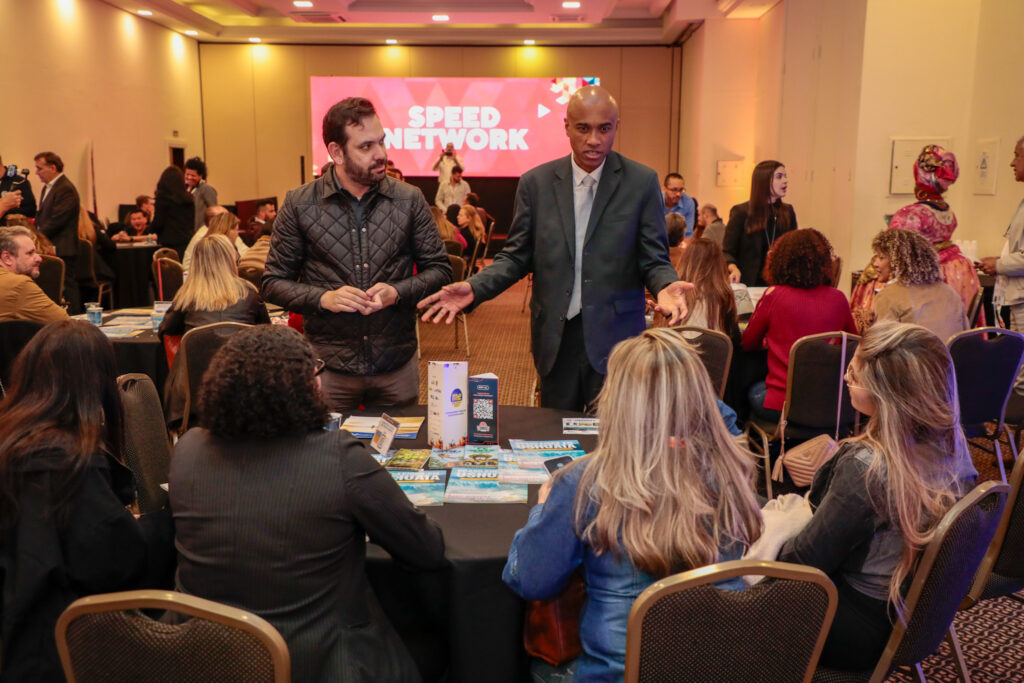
[
  {"xmin": 666, "ymin": 238, "xmax": 740, "ymax": 343},
  {"xmin": 111, "ymin": 208, "xmax": 156, "ymax": 243},
  {"xmin": 430, "ymin": 205, "xmax": 466, "ymax": 250},
  {"xmin": 77, "ymin": 206, "xmax": 116, "ymax": 283},
  {"xmin": 464, "ymin": 192, "xmax": 493, "ymax": 226},
  {"xmin": 503, "ymin": 328, "xmax": 763, "ymax": 682},
  {"xmin": 697, "ymin": 203, "xmax": 725, "ymax": 246},
  {"xmin": 0, "ymin": 321, "xmax": 171, "ymax": 682},
  {"xmin": 741, "ymin": 228, "xmax": 857, "ymax": 423},
  {"xmin": 457, "ymin": 203, "xmax": 487, "ymax": 264},
  {"xmin": 170, "ymin": 325, "xmax": 447, "ymax": 682},
  {"xmin": 866, "ymin": 229, "xmax": 968, "ymax": 342},
  {"xmin": 778, "ymin": 321, "xmax": 976, "ymax": 671},
  {"xmin": 241, "ymin": 200, "xmax": 276, "ymax": 247},
  {"xmin": 665, "ymin": 212, "xmax": 687, "ymax": 272},
  {"xmin": 0, "ymin": 226, "xmax": 68, "ymax": 322},
  {"xmin": 237, "ymin": 219, "xmax": 274, "ymax": 273},
  {"xmin": 136, "ymin": 193, "xmax": 155, "ymax": 223},
  {"xmin": 5, "ymin": 214, "xmax": 56, "ymax": 255},
  {"xmin": 182, "ymin": 207, "xmax": 249, "ymax": 279}
]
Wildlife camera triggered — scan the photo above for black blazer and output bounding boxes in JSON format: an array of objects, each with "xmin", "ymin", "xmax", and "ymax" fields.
[
  {"xmin": 151, "ymin": 194, "xmax": 195, "ymax": 249},
  {"xmin": 468, "ymin": 152, "xmax": 679, "ymax": 375},
  {"xmin": 35, "ymin": 175, "xmax": 80, "ymax": 258},
  {"xmin": 722, "ymin": 200, "xmax": 798, "ymax": 286}
]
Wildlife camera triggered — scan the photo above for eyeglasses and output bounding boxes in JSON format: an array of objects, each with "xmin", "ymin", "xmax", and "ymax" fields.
[
  {"xmin": 313, "ymin": 358, "xmax": 326, "ymax": 375},
  {"xmin": 844, "ymin": 361, "xmax": 864, "ymax": 390}
]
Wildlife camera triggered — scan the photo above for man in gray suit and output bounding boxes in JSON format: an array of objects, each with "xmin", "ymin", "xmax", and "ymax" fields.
[{"xmin": 419, "ymin": 86, "xmax": 690, "ymax": 411}]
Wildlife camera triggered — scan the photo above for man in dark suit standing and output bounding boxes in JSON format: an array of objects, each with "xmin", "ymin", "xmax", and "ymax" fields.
[
  {"xmin": 33, "ymin": 151, "xmax": 80, "ymax": 312},
  {"xmin": 419, "ymin": 86, "xmax": 690, "ymax": 411}
]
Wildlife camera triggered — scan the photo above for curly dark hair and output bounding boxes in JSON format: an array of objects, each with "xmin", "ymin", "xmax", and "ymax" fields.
[
  {"xmin": 765, "ymin": 228, "xmax": 834, "ymax": 289},
  {"xmin": 198, "ymin": 326, "xmax": 328, "ymax": 439},
  {"xmin": 871, "ymin": 229, "xmax": 942, "ymax": 286}
]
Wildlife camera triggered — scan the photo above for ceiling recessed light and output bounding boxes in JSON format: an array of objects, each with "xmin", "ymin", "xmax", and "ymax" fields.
[
  {"xmin": 293, "ymin": 1, "xmax": 313, "ymax": 6},
  {"xmin": 385, "ymin": 39, "xmax": 398, "ymax": 44},
  {"xmin": 248, "ymin": 37, "xmax": 262, "ymax": 43},
  {"xmin": 432, "ymin": 14, "xmax": 449, "ymax": 21},
  {"xmin": 138, "ymin": 9, "xmax": 153, "ymax": 15},
  {"xmin": 523, "ymin": 39, "xmax": 535, "ymax": 45},
  {"xmin": 562, "ymin": 1, "xmax": 581, "ymax": 7},
  {"xmin": 184, "ymin": 30, "xmax": 198, "ymax": 36}
]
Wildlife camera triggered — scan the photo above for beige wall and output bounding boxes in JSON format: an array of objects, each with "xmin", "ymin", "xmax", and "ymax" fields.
[
  {"xmin": 1, "ymin": 0, "xmax": 203, "ymax": 223},
  {"xmin": 198, "ymin": 43, "xmax": 677, "ymax": 207}
]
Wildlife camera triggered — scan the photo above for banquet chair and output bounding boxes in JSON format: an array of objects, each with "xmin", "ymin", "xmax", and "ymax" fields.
[
  {"xmin": 152, "ymin": 258, "xmax": 184, "ymax": 301},
  {"xmin": 961, "ymin": 455, "xmax": 1024, "ymax": 611},
  {"xmin": 947, "ymin": 327, "xmax": 1024, "ymax": 483},
  {"xmin": 37, "ymin": 254, "xmax": 66, "ymax": 305},
  {"xmin": 746, "ymin": 332, "xmax": 860, "ymax": 498},
  {"xmin": 479, "ymin": 217, "xmax": 496, "ymax": 265},
  {"xmin": 152, "ymin": 247, "xmax": 180, "ymax": 263},
  {"xmin": 55, "ymin": 590, "xmax": 290, "ymax": 683},
  {"xmin": 811, "ymin": 480, "xmax": 1009, "ymax": 683},
  {"xmin": 117, "ymin": 374, "xmax": 172, "ymax": 514},
  {"xmin": 465, "ymin": 234, "xmax": 483, "ymax": 277},
  {"xmin": 0, "ymin": 319, "xmax": 45, "ymax": 396},
  {"xmin": 670, "ymin": 326, "xmax": 732, "ymax": 398},
  {"xmin": 448, "ymin": 254, "xmax": 470, "ymax": 358},
  {"xmin": 77, "ymin": 238, "xmax": 114, "ymax": 310},
  {"xmin": 443, "ymin": 240, "xmax": 464, "ymax": 257},
  {"xmin": 965, "ymin": 290, "xmax": 983, "ymax": 328},
  {"xmin": 624, "ymin": 560, "xmax": 837, "ymax": 683},
  {"xmin": 178, "ymin": 322, "xmax": 252, "ymax": 430}
]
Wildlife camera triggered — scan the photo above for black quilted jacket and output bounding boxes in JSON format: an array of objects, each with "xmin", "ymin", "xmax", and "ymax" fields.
[{"xmin": 262, "ymin": 166, "xmax": 451, "ymax": 375}]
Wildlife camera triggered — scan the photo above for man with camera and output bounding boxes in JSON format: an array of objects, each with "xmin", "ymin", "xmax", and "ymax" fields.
[
  {"xmin": 432, "ymin": 142, "xmax": 464, "ymax": 186},
  {"xmin": 0, "ymin": 155, "xmax": 37, "ymax": 219}
]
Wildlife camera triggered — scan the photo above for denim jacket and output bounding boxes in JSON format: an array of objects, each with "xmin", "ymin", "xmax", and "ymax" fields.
[{"xmin": 503, "ymin": 459, "xmax": 744, "ymax": 682}]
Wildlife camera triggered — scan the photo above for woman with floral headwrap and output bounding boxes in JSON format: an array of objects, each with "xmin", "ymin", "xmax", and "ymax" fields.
[{"xmin": 850, "ymin": 145, "xmax": 981, "ymax": 332}]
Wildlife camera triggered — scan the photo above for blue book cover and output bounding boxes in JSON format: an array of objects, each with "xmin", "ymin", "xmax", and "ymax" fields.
[
  {"xmin": 444, "ymin": 467, "xmax": 526, "ymax": 504},
  {"xmin": 390, "ymin": 469, "xmax": 446, "ymax": 507}
]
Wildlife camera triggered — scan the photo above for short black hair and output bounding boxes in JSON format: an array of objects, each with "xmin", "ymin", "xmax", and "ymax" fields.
[
  {"xmin": 664, "ymin": 172, "xmax": 683, "ymax": 186},
  {"xmin": 323, "ymin": 97, "xmax": 377, "ymax": 149},
  {"xmin": 184, "ymin": 156, "xmax": 208, "ymax": 179},
  {"xmin": 34, "ymin": 152, "xmax": 63, "ymax": 173},
  {"xmin": 126, "ymin": 208, "xmax": 147, "ymax": 222}
]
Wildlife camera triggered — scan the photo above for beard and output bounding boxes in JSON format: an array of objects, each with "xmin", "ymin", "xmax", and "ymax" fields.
[{"xmin": 342, "ymin": 151, "xmax": 387, "ymax": 186}]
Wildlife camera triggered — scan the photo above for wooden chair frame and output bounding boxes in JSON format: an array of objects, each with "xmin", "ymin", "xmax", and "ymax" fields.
[{"xmin": 55, "ymin": 589, "xmax": 290, "ymax": 683}]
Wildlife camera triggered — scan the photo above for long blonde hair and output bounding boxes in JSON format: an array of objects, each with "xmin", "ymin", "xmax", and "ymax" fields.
[
  {"xmin": 571, "ymin": 328, "xmax": 763, "ymax": 577},
  {"xmin": 460, "ymin": 204, "xmax": 486, "ymax": 242},
  {"xmin": 207, "ymin": 211, "xmax": 239, "ymax": 240},
  {"xmin": 430, "ymin": 206, "xmax": 459, "ymax": 242},
  {"xmin": 850, "ymin": 321, "xmax": 969, "ymax": 606},
  {"xmin": 172, "ymin": 234, "xmax": 253, "ymax": 312}
]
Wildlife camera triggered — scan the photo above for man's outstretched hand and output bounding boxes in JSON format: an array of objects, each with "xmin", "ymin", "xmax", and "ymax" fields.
[
  {"xmin": 653, "ymin": 280, "xmax": 695, "ymax": 326},
  {"xmin": 418, "ymin": 282, "xmax": 475, "ymax": 324}
]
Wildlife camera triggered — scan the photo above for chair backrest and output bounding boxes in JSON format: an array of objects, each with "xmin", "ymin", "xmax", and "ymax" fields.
[
  {"xmin": 830, "ymin": 256, "xmax": 843, "ymax": 291},
  {"xmin": 55, "ymin": 589, "xmax": 290, "ymax": 683},
  {"xmin": 448, "ymin": 253, "xmax": 467, "ymax": 282},
  {"xmin": 152, "ymin": 258, "xmax": 184, "ymax": 301},
  {"xmin": 465, "ymin": 233, "xmax": 482, "ymax": 274},
  {"xmin": 178, "ymin": 322, "xmax": 252, "ymax": 430},
  {"xmin": 876, "ymin": 480, "xmax": 1008, "ymax": 676},
  {"xmin": 116, "ymin": 374, "xmax": 172, "ymax": 514},
  {"xmin": 152, "ymin": 247, "xmax": 181, "ymax": 263},
  {"xmin": 443, "ymin": 239, "xmax": 464, "ymax": 257},
  {"xmin": 671, "ymin": 326, "xmax": 733, "ymax": 398},
  {"xmin": 0, "ymin": 319, "xmax": 45, "ymax": 396},
  {"xmin": 948, "ymin": 327, "xmax": 1024, "ymax": 435},
  {"xmin": 966, "ymin": 455, "xmax": 1024, "ymax": 605},
  {"xmin": 238, "ymin": 265, "xmax": 264, "ymax": 289},
  {"xmin": 625, "ymin": 560, "xmax": 837, "ymax": 683},
  {"xmin": 37, "ymin": 254, "xmax": 65, "ymax": 304},
  {"xmin": 76, "ymin": 238, "xmax": 99, "ymax": 287},
  {"xmin": 966, "ymin": 289, "xmax": 983, "ymax": 328},
  {"xmin": 783, "ymin": 332, "xmax": 860, "ymax": 432}
]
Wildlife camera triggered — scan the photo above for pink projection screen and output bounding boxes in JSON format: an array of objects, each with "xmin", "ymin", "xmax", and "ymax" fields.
[{"xmin": 310, "ymin": 76, "xmax": 599, "ymax": 178}]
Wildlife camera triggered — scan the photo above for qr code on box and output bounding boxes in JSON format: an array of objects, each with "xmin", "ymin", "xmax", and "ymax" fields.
[{"xmin": 473, "ymin": 398, "xmax": 494, "ymax": 419}]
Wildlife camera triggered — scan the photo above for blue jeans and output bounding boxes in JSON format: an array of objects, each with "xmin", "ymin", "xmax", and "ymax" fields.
[{"xmin": 748, "ymin": 380, "xmax": 782, "ymax": 424}]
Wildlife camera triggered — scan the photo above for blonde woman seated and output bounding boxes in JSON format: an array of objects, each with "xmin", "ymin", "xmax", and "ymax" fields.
[
  {"xmin": 867, "ymin": 229, "xmax": 968, "ymax": 342},
  {"xmin": 430, "ymin": 205, "xmax": 466, "ymax": 250},
  {"xmin": 503, "ymin": 328, "xmax": 763, "ymax": 681},
  {"xmin": 181, "ymin": 209, "xmax": 249, "ymax": 278},
  {"xmin": 778, "ymin": 322, "xmax": 976, "ymax": 671}
]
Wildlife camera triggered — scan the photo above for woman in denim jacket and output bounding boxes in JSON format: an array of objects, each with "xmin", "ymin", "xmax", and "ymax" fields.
[
  {"xmin": 779, "ymin": 321, "xmax": 977, "ymax": 671},
  {"xmin": 503, "ymin": 328, "xmax": 764, "ymax": 682}
]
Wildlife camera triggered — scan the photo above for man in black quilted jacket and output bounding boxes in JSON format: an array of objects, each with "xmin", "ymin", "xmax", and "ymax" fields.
[{"xmin": 262, "ymin": 97, "xmax": 452, "ymax": 411}]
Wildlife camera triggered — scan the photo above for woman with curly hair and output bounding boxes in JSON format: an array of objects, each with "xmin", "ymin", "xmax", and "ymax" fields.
[
  {"xmin": 170, "ymin": 325, "xmax": 446, "ymax": 682},
  {"xmin": 723, "ymin": 160, "xmax": 798, "ymax": 286},
  {"xmin": 741, "ymin": 228, "xmax": 857, "ymax": 422},
  {"xmin": 504, "ymin": 328, "xmax": 762, "ymax": 681},
  {"xmin": 779, "ymin": 321, "xmax": 976, "ymax": 671},
  {"xmin": 868, "ymin": 229, "xmax": 968, "ymax": 342}
]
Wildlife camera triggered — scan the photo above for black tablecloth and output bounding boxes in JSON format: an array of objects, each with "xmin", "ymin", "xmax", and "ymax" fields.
[
  {"xmin": 112, "ymin": 244, "xmax": 158, "ymax": 308},
  {"xmin": 101, "ymin": 313, "xmax": 169, "ymax": 390},
  {"xmin": 357, "ymin": 405, "xmax": 597, "ymax": 683}
]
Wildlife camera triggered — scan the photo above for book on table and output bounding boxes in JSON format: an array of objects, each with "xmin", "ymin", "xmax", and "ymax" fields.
[
  {"xmin": 384, "ymin": 448, "xmax": 431, "ymax": 470},
  {"xmin": 390, "ymin": 469, "xmax": 446, "ymax": 507},
  {"xmin": 509, "ymin": 440, "xmax": 586, "ymax": 469},
  {"xmin": 444, "ymin": 467, "xmax": 527, "ymax": 504}
]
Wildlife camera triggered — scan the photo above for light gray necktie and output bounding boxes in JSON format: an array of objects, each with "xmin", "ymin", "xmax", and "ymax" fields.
[{"xmin": 567, "ymin": 174, "xmax": 596, "ymax": 319}]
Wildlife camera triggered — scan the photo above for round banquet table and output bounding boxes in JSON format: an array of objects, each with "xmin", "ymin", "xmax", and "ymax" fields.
[
  {"xmin": 112, "ymin": 242, "xmax": 158, "ymax": 308},
  {"xmin": 355, "ymin": 404, "xmax": 598, "ymax": 683}
]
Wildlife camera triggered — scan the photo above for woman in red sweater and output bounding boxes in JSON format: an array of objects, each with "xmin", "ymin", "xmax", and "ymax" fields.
[{"xmin": 742, "ymin": 228, "xmax": 857, "ymax": 423}]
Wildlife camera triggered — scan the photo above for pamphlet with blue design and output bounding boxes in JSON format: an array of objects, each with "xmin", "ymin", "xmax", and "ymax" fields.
[
  {"xmin": 444, "ymin": 466, "xmax": 527, "ymax": 504},
  {"xmin": 390, "ymin": 469, "xmax": 446, "ymax": 507},
  {"xmin": 509, "ymin": 439, "xmax": 586, "ymax": 469}
]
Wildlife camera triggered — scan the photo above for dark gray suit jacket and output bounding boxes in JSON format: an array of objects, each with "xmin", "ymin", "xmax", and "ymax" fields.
[
  {"xmin": 35, "ymin": 174, "xmax": 80, "ymax": 259},
  {"xmin": 468, "ymin": 152, "xmax": 678, "ymax": 375}
]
